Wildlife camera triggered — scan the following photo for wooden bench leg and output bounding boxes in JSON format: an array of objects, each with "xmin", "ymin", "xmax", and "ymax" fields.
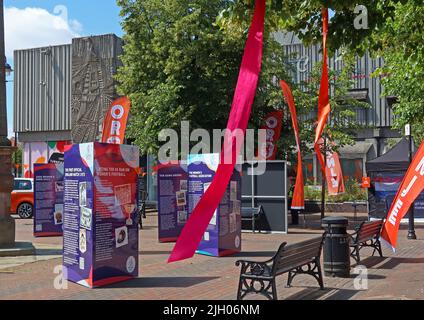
[
  {"xmin": 236, "ymin": 277, "xmax": 245, "ymax": 300},
  {"xmin": 271, "ymin": 279, "xmax": 278, "ymax": 300},
  {"xmin": 372, "ymin": 239, "xmax": 383, "ymax": 258},
  {"xmin": 316, "ymin": 259, "xmax": 325, "ymax": 290},
  {"xmin": 350, "ymin": 245, "xmax": 360, "ymax": 263},
  {"xmin": 236, "ymin": 277, "xmax": 276, "ymax": 300},
  {"xmin": 252, "ymin": 217, "xmax": 255, "ymax": 233},
  {"xmin": 286, "ymin": 271, "xmax": 293, "ymax": 288},
  {"xmin": 286, "ymin": 261, "xmax": 325, "ymax": 290}
]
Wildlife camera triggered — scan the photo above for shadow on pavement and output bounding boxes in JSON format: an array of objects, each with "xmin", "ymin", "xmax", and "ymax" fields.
[
  {"xmin": 351, "ymin": 256, "xmax": 388, "ymax": 268},
  {"xmin": 286, "ymin": 287, "xmax": 360, "ymax": 300},
  {"xmin": 378, "ymin": 257, "xmax": 424, "ymax": 269},
  {"xmin": 139, "ymin": 250, "xmax": 171, "ymax": 255},
  {"xmin": 101, "ymin": 276, "xmax": 220, "ymax": 289},
  {"xmin": 34, "ymin": 248, "xmax": 63, "ymax": 256},
  {"xmin": 229, "ymin": 251, "xmax": 277, "ymax": 258}
]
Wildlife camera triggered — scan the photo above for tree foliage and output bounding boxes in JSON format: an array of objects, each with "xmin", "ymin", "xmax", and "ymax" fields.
[
  {"xmin": 117, "ymin": 0, "xmax": 371, "ymax": 162},
  {"xmin": 117, "ymin": 0, "xmax": 292, "ymax": 156},
  {"xmin": 373, "ymin": 1, "xmax": 424, "ymax": 143},
  {"xmin": 218, "ymin": 0, "xmax": 406, "ymax": 55}
]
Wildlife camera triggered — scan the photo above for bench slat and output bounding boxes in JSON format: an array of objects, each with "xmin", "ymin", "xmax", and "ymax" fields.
[
  {"xmin": 358, "ymin": 228, "xmax": 381, "ymax": 240},
  {"xmin": 276, "ymin": 254, "xmax": 318, "ymax": 273},
  {"xmin": 283, "ymin": 237, "xmax": 322, "ymax": 252},
  {"xmin": 359, "ymin": 223, "xmax": 383, "ymax": 233},
  {"xmin": 280, "ymin": 241, "xmax": 322, "ymax": 260}
]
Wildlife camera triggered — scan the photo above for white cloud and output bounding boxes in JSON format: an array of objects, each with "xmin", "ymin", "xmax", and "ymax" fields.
[{"xmin": 4, "ymin": 6, "xmax": 83, "ymax": 59}]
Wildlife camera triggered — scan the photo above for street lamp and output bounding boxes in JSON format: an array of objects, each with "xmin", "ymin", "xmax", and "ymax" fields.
[
  {"xmin": 405, "ymin": 124, "xmax": 417, "ymax": 240},
  {"xmin": 5, "ymin": 61, "xmax": 12, "ymax": 77}
]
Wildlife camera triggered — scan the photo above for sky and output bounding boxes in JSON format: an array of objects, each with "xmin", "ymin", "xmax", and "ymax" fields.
[{"xmin": 4, "ymin": 0, "xmax": 124, "ymax": 138}]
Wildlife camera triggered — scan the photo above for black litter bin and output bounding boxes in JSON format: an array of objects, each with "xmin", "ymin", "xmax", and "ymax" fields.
[{"xmin": 322, "ymin": 217, "xmax": 350, "ymax": 278}]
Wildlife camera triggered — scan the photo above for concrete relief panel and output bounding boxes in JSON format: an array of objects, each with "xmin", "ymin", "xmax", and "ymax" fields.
[{"xmin": 71, "ymin": 35, "xmax": 123, "ymax": 143}]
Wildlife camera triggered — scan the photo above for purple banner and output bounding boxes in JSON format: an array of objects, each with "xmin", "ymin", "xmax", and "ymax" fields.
[
  {"xmin": 157, "ymin": 164, "xmax": 188, "ymax": 242},
  {"xmin": 188, "ymin": 154, "xmax": 241, "ymax": 257},
  {"xmin": 34, "ymin": 163, "xmax": 64, "ymax": 237},
  {"xmin": 63, "ymin": 143, "xmax": 139, "ymax": 288}
]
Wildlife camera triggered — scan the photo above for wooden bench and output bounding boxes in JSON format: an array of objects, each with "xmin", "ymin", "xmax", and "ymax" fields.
[
  {"xmin": 349, "ymin": 219, "xmax": 384, "ymax": 263},
  {"xmin": 241, "ymin": 206, "xmax": 264, "ymax": 233},
  {"xmin": 235, "ymin": 234, "xmax": 326, "ymax": 300}
]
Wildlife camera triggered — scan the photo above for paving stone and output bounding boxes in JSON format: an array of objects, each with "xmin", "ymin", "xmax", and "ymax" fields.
[{"xmin": 0, "ymin": 212, "xmax": 423, "ymax": 300}]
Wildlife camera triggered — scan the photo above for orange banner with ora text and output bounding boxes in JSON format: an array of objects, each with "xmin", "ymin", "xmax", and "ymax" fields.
[
  {"xmin": 381, "ymin": 141, "xmax": 424, "ymax": 251},
  {"xmin": 101, "ymin": 96, "xmax": 131, "ymax": 144}
]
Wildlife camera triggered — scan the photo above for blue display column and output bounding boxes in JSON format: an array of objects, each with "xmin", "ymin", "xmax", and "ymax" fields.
[
  {"xmin": 157, "ymin": 163, "xmax": 189, "ymax": 242},
  {"xmin": 34, "ymin": 163, "xmax": 64, "ymax": 237},
  {"xmin": 188, "ymin": 154, "xmax": 241, "ymax": 257},
  {"xmin": 63, "ymin": 143, "xmax": 139, "ymax": 288}
]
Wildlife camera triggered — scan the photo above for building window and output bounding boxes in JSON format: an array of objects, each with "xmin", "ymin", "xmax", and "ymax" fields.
[
  {"xmin": 302, "ymin": 159, "xmax": 315, "ymax": 184},
  {"xmin": 341, "ymin": 158, "xmax": 363, "ymax": 183}
]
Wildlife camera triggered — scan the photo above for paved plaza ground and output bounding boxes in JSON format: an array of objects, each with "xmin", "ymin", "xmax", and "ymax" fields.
[{"xmin": 1, "ymin": 210, "xmax": 424, "ymax": 300}]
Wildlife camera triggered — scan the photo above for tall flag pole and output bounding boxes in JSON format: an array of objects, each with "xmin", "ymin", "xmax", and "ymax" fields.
[
  {"xmin": 168, "ymin": 0, "xmax": 267, "ymax": 263},
  {"xmin": 280, "ymin": 80, "xmax": 304, "ymax": 210},
  {"xmin": 314, "ymin": 8, "xmax": 331, "ymax": 173}
]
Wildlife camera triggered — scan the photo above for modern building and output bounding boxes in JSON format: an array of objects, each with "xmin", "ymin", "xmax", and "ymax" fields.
[
  {"xmin": 13, "ymin": 34, "xmax": 123, "ymax": 178},
  {"xmin": 275, "ymin": 31, "xmax": 402, "ymax": 183}
]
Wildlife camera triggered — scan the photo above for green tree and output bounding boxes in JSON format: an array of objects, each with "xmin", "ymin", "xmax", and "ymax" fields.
[
  {"xmin": 117, "ymin": 0, "xmax": 370, "ymax": 163},
  {"xmin": 218, "ymin": 0, "xmax": 404, "ymax": 55},
  {"xmin": 117, "ymin": 0, "xmax": 292, "ymax": 156},
  {"xmin": 12, "ymin": 147, "xmax": 22, "ymax": 176},
  {"xmin": 373, "ymin": 1, "xmax": 424, "ymax": 143}
]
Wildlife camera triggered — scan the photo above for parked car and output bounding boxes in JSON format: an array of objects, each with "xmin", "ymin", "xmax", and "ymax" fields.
[{"xmin": 11, "ymin": 178, "xmax": 34, "ymax": 219}]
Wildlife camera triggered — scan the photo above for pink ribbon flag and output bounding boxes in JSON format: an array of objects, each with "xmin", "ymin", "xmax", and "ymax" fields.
[{"xmin": 168, "ymin": 0, "xmax": 267, "ymax": 263}]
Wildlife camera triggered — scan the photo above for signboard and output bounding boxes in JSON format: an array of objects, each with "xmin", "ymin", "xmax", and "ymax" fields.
[
  {"xmin": 49, "ymin": 152, "xmax": 64, "ymax": 164},
  {"xmin": 371, "ymin": 171, "xmax": 424, "ymax": 218},
  {"xmin": 362, "ymin": 177, "xmax": 371, "ymax": 188},
  {"xmin": 188, "ymin": 154, "xmax": 241, "ymax": 257},
  {"xmin": 63, "ymin": 143, "xmax": 139, "ymax": 288},
  {"xmin": 157, "ymin": 163, "xmax": 189, "ymax": 242},
  {"xmin": 34, "ymin": 163, "xmax": 64, "ymax": 237}
]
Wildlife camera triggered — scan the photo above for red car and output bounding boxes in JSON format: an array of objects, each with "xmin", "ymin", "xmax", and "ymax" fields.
[{"xmin": 11, "ymin": 178, "xmax": 34, "ymax": 219}]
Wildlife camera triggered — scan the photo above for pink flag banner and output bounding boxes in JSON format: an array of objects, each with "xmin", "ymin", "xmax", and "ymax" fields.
[{"xmin": 168, "ymin": 0, "xmax": 266, "ymax": 263}]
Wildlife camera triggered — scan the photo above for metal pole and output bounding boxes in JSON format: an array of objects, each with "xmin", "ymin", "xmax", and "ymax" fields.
[
  {"xmin": 0, "ymin": 0, "xmax": 17, "ymax": 248},
  {"xmin": 407, "ymin": 128, "xmax": 417, "ymax": 240},
  {"xmin": 0, "ymin": 0, "xmax": 8, "ymax": 146},
  {"xmin": 321, "ymin": 137, "xmax": 326, "ymax": 220},
  {"xmin": 14, "ymin": 131, "xmax": 17, "ymax": 177}
]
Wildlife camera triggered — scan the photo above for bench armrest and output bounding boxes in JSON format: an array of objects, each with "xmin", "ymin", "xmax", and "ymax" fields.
[{"xmin": 235, "ymin": 259, "xmax": 273, "ymax": 276}]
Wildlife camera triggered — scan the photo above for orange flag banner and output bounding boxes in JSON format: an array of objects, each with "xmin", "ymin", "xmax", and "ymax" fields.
[
  {"xmin": 314, "ymin": 8, "xmax": 331, "ymax": 172},
  {"xmin": 101, "ymin": 96, "xmax": 131, "ymax": 144},
  {"xmin": 257, "ymin": 110, "xmax": 284, "ymax": 160},
  {"xmin": 325, "ymin": 151, "xmax": 345, "ymax": 195},
  {"xmin": 280, "ymin": 80, "xmax": 304, "ymax": 209},
  {"xmin": 381, "ymin": 141, "xmax": 424, "ymax": 251}
]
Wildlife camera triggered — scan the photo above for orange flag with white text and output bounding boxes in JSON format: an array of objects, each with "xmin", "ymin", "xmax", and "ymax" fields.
[
  {"xmin": 280, "ymin": 80, "xmax": 304, "ymax": 209},
  {"xmin": 101, "ymin": 96, "xmax": 131, "ymax": 144},
  {"xmin": 325, "ymin": 151, "xmax": 345, "ymax": 195},
  {"xmin": 381, "ymin": 141, "xmax": 424, "ymax": 251},
  {"xmin": 257, "ymin": 110, "xmax": 284, "ymax": 160}
]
